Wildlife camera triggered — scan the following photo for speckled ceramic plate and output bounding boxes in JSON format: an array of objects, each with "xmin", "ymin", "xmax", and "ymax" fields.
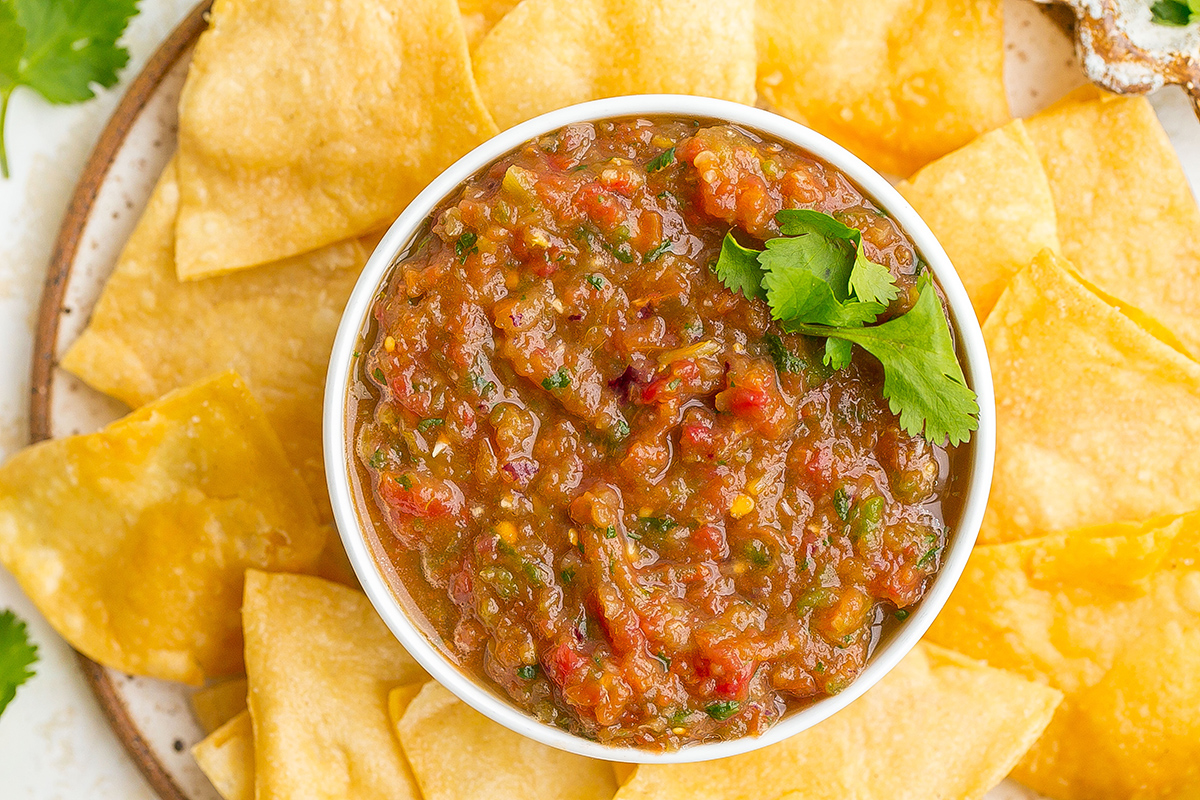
[{"xmin": 26, "ymin": 1, "xmax": 1193, "ymax": 798}]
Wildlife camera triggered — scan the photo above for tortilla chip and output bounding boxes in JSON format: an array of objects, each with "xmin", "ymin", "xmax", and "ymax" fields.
[
  {"xmin": 897, "ymin": 119, "xmax": 1060, "ymax": 321},
  {"xmin": 757, "ymin": 0, "xmax": 1010, "ymax": 177},
  {"xmin": 61, "ymin": 160, "xmax": 370, "ymax": 519},
  {"xmin": 0, "ymin": 373, "xmax": 323, "ymax": 684},
  {"xmin": 473, "ymin": 0, "xmax": 755, "ymax": 130},
  {"xmin": 174, "ymin": 0, "xmax": 497, "ymax": 278},
  {"xmin": 387, "ymin": 682, "xmax": 427, "ymax": 723},
  {"xmin": 458, "ymin": 0, "xmax": 522, "ymax": 49},
  {"xmin": 394, "ymin": 681, "xmax": 618, "ymax": 800},
  {"xmin": 927, "ymin": 514, "xmax": 1200, "ymax": 799},
  {"xmin": 612, "ymin": 764, "xmax": 636, "ymax": 787},
  {"xmin": 192, "ymin": 677, "xmax": 249, "ymax": 734},
  {"xmin": 193, "ymin": 710, "xmax": 255, "ymax": 800},
  {"xmin": 1026, "ymin": 92, "xmax": 1200, "ymax": 359},
  {"xmin": 314, "ymin": 523, "xmax": 361, "ymax": 589},
  {"xmin": 242, "ymin": 571, "xmax": 428, "ymax": 800},
  {"xmin": 981, "ymin": 250, "xmax": 1200, "ymax": 542},
  {"xmin": 616, "ymin": 643, "xmax": 1059, "ymax": 800}
]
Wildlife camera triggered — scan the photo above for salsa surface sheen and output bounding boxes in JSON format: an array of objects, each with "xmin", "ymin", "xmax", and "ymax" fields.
[{"xmin": 351, "ymin": 117, "xmax": 967, "ymax": 749}]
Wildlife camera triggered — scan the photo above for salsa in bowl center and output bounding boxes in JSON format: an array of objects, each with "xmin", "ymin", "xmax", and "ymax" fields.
[{"xmin": 326, "ymin": 96, "xmax": 995, "ymax": 763}]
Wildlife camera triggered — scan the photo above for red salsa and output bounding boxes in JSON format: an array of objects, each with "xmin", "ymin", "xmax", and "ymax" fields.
[{"xmin": 350, "ymin": 118, "xmax": 967, "ymax": 749}]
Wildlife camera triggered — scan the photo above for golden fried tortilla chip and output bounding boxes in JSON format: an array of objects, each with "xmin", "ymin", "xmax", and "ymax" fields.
[
  {"xmin": 473, "ymin": 0, "xmax": 755, "ymax": 130},
  {"xmin": 982, "ymin": 250, "xmax": 1200, "ymax": 542},
  {"xmin": 394, "ymin": 681, "xmax": 618, "ymax": 800},
  {"xmin": 898, "ymin": 119, "xmax": 1060, "ymax": 320},
  {"xmin": 458, "ymin": 0, "xmax": 522, "ymax": 49},
  {"xmin": 174, "ymin": 0, "xmax": 497, "ymax": 278},
  {"xmin": 192, "ymin": 677, "xmax": 249, "ymax": 734},
  {"xmin": 1026, "ymin": 92, "xmax": 1200, "ymax": 358},
  {"xmin": 0, "ymin": 373, "xmax": 323, "ymax": 684},
  {"xmin": 615, "ymin": 643, "xmax": 1060, "ymax": 800},
  {"xmin": 193, "ymin": 711, "xmax": 255, "ymax": 800},
  {"xmin": 61, "ymin": 160, "xmax": 369, "ymax": 519},
  {"xmin": 928, "ymin": 514, "xmax": 1200, "ymax": 799},
  {"xmin": 243, "ymin": 571, "xmax": 428, "ymax": 800},
  {"xmin": 757, "ymin": 0, "xmax": 1010, "ymax": 177}
]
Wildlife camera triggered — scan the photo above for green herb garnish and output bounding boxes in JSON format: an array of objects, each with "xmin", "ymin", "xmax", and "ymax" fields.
[
  {"xmin": 714, "ymin": 209, "xmax": 978, "ymax": 445},
  {"xmin": 832, "ymin": 486, "xmax": 851, "ymax": 520},
  {"xmin": 542, "ymin": 368, "xmax": 572, "ymax": 391},
  {"xmin": 893, "ymin": 608, "xmax": 910, "ymax": 621},
  {"xmin": 416, "ymin": 417, "xmax": 444, "ymax": 433},
  {"xmin": 516, "ymin": 664, "xmax": 538, "ymax": 680},
  {"xmin": 763, "ymin": 333, "xmax": 803, "ymax": 374},
  {"xmin": 1151, "ymin": 0, "xmax": 1199, "ymax": 25},
  {"xmin": 647, "ymin": 146, "xmax": 676, "ymax": 172},
  {"xmin": 368, "ymin": 449, "xmax": 386, "ymax": 469},
  {"xmin": 744, "ymin": 540, "xmax": 771, "ymax": 568},
  {"xmin": 639, "ymin": 516, "xmax": 678, "ymax": 535},
  {"xmin": 0, "ymin": 610, "xmax": 38, "ymax": 716},
  {"xmin": 645, "ymin": 239, "xmax": 672, "ymax": 262},
  {"xmin": 455, "ymin": 231, "xmax": 479, "ymax": 263},
  {"xmin": 396, "ymin": 474, "xmax": 413, "ymax": 490},
  {"xmin": 603, "ymin": 525, "xmax": 617, "ymax": 539},
  {"xmin": 705, "ymin": 700, "xmax": 740, "ymax": 721},
  {"xmin": 0, "ymin": 0, "xmax": 139, "ymax": 178},
  {"xmin": 586, "ymin": 273, "xmax": 605, "ymax": 290}
]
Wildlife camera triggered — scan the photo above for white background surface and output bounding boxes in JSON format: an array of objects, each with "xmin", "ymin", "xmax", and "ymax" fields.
[
  {"xmin": 0, "ymin": 2, "xmax": 194, "ymax": 796},
  {"xmin": 1, "ymin": 1, "xmax": 1198, "ymax": 798}
]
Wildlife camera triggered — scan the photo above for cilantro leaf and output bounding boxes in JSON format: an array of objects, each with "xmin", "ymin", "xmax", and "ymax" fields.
[
  {"xmin": 824, "ymin": 337, "xmax": 852, "ymax": 370},
  {"xmin": 0, "ymin": 609, "xmax": 38, "ymax": 716},
  {"xmin": 790, "ymin": 275, "xmax": 979, "ymax": 445},
  {"xmin": 761, "ymin": 236, "xmax": 882, "ymax": 327},
  {"xmin": 646, "ymin": 146, "xmax": 676, "ymax": 172},
  {"xmin": 0, "ymin": 0, "xmax": 139, "ymax": 177},
  {"xmin": 848, "ymin": 254, "xmax": 900, "ymax": 306},
  {"xmin": 776, "ymin": 208, "xmax": 860, "ymax": 241},
  {"xmin": 714, "ymin": 232, "xmax": 765, "ymax": 302},
  {"xmin": 1150, "ymin": 0, "xmax": 1194, "ymax": 24}
]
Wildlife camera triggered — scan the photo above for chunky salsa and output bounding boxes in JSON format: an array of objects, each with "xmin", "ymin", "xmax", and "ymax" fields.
[{"xmin": 351, "ymin": 117, "xmax": 967, "ymax": 749}]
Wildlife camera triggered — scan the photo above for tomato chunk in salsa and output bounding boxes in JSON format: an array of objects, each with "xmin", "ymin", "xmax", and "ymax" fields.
[{"xmin": 352, "ymin": 118, "xmax": 966, "ymax": 749}]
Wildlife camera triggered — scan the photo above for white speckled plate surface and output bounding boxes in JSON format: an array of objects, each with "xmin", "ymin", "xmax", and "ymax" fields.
[{"xmin": 28, "ymin": 1, "xmax": 1200, "ymax": 798}]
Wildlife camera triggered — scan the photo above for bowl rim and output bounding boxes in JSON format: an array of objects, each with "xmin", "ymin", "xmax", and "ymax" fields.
[{"xmin": 324, "ymin": 93, "xmax": 996, "ymax": 765}]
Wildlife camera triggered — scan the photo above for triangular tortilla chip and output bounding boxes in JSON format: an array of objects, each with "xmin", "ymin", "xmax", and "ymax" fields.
[
  {"xmin": 614, "ymin": 643, "xmax": 1060, "ymax": 800},
  {"xmin": 472, "ymin": 0, "xmax": 755, "ymax": 129},
  {"xmin": 928, "ymin": 514, "xmax": 1200, "ymax": 800},
  {"xmin": 0, "ymin": 373, "xmax": 324, "ymax": 684},
  {"xmin": 61, "ymin": 159, "xmax": 370, "ymax": 519},
  {"xmin": 393, "ymin": 681, "xmax": 618, "ymax": 800},
  {"xmin": 458, "ymin": 0, "xmax": 522, "ymax": 49},
  {"xmin": 193, "ymin": 710, "xmax": 255, "ymax": 800},
  {"xmin": 756, "ymin": 0, "xmax": 1010, "ymax": 177},
  {"xmin": 174, "ymin": 0, "xmax": 497, "ymax": 278},
  {"xmin": 898, "ymin": 119, "xmax": 1060, "ymax": 321},
  {"xmin": 1026, "ymin": 91, "xmax": 1200, "ymax": 358},
  {"xmin": 242, "ymin": 571, "xmax": 428, "ymax": 800},
  {"xmin": 192, "ymin": 677, "xmax": 249, "ymax": 734},
  {"xmin": 982, "ymin": 249, "xmax": 1200, "ymax": 542}
]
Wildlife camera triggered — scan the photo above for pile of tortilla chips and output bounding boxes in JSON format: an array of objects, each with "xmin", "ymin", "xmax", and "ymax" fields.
[{"xmin": 0, "ymin": 0, "xmax": 1197, "ymax": 798}]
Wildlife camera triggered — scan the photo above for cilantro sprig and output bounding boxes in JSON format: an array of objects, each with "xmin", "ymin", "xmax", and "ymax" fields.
[
  {"xmin": 715, "ymin": 209, "xmax": 978, "ymax": 445},
  {"xmin": 0, "ymin": 609, "xmax": 38, "ymax": 716},
  {"xmin": 0, "ymin": 0, "xmax": 139, "ymax": 178},
  {"xmin": 1150, "ymin": 0, "xmax": 1199, "ymax": 25}
]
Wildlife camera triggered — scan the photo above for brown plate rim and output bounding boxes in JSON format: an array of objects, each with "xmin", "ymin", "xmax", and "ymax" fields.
[{"xmin": 28, "ymin": 3, "xmax": 213, "ymax": 800}]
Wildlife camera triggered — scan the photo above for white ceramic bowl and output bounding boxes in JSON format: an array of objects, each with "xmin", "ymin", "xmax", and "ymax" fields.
[{"xmin": 325, "ymin": 94, "xmax": 996, "ymax": 764}]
